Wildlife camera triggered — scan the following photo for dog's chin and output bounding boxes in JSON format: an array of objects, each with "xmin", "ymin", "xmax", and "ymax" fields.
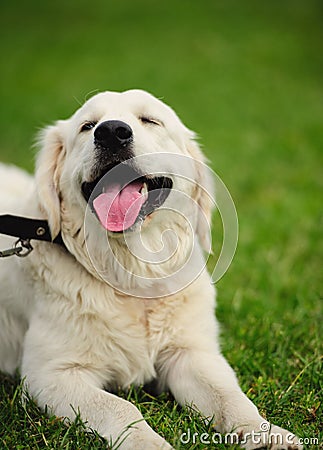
[{"xmin": 81, "ymin": 162, "xmax": 173, "ymax": 235}]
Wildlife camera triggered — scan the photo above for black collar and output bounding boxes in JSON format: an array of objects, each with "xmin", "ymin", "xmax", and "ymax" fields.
[{"xmin": 0, "ymin": 214, "xmax": 65, "ymax": 247}]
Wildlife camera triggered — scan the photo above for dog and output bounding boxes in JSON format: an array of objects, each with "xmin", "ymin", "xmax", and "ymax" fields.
[{"xmin": 0, "ymin": 89, "xmax": 301, "ymax": 449}]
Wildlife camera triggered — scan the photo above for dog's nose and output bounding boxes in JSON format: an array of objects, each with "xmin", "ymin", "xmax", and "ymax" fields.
[{"xmin": 94, "ymin": 120, "xmax": 133, "ymax": 152}]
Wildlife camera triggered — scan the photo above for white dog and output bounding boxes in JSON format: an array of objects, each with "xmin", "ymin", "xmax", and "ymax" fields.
[{"xmin": 0, "ymin": 90, "xmax": 301, "ymax": 449}]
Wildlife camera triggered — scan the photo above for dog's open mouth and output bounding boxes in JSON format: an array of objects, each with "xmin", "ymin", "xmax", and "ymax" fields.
[{"xmin": 81, "ymin": 163, "xmax": 173, "ymax": 232}]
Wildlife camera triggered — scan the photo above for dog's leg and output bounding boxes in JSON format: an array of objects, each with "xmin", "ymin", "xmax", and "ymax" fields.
[
  {"xmin": 22, "ymin": 365, "xmax": 173, "ymax": 450},
  {"xmin": 163, "ymin": 349, "xmax": 302, "ymax": 449},
  {"xmin": 0, "ymin": 307, "xmax": 27, "ymax": 375}
]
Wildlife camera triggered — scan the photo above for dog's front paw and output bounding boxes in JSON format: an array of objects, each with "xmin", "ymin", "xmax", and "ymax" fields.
[
  {"xmin": 111, "ymin": 428, "xmax": 173, "ymax": 450},
  {"xmin": 239, "ymin": 422, "xmax": 302, "ymax": 450}
]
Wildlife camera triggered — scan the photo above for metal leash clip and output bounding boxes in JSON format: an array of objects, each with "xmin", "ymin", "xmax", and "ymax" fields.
[{"xmin": 0, "ymin": 238, "xmax": 33, "ymax": 258}]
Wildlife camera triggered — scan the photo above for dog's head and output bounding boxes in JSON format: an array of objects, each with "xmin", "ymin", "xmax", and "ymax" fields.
[{"xmin": 36, "ymin": 90, "xmax": 214, "ymax": 294}]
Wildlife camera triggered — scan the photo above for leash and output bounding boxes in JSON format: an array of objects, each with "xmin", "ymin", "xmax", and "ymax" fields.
[{"xmin": 0, "ymin": 214, "xmax": 64, "ymax": 258}]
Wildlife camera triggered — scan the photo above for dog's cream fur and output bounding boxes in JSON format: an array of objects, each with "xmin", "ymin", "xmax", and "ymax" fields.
[{"xmin": 0, "ymin": 90, "xmax": 301, "ymax": 449}]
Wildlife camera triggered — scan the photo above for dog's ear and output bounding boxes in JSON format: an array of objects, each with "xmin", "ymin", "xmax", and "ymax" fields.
[
  {"xmin": 35, "ymin": 122, "xmax": 66, "ymax": 240},
  {"xmin": 185, "ymin": 131, "xmax": 215, "ymax": 252}
]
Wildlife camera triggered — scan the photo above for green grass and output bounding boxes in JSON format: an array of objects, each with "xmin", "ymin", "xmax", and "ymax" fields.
[{"xmin": 0, "ymin": 0, "xmax": 322, "ymax": 448}]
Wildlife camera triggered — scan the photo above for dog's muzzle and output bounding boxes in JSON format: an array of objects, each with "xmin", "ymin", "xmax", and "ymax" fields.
[{"xmin": 81, "ymin": 120, "xmax": 173, "ymax": 233}]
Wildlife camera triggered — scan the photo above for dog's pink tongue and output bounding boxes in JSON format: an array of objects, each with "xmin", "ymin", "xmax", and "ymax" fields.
[{"xmin": 93, "ymin": 182, "xmax": 144, "ymax": 232}]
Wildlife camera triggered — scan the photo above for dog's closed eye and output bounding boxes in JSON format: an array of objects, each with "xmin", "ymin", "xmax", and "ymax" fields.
[{"xmin": 139, "ymin": 116, "xmax": 162, "ymax": 126}]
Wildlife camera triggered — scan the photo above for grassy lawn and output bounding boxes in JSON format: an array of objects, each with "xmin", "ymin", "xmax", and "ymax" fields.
[{"xmin": 0, "ymin": 0, "xmax": 322, "ymax": 448}]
